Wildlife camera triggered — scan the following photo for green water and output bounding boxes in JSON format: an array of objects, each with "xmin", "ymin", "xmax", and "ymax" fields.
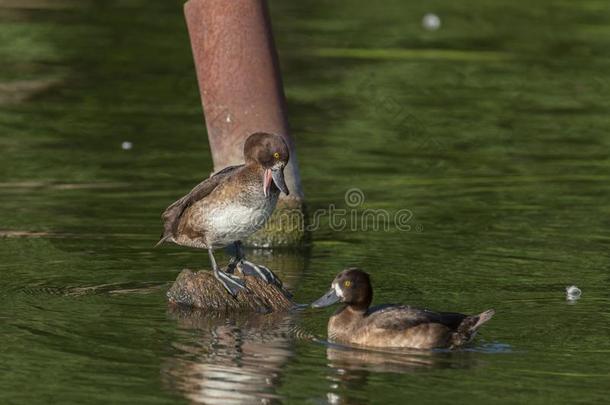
[{"xmin": 1, "ymin": 0, "xmax": 609, "ymax": 403}]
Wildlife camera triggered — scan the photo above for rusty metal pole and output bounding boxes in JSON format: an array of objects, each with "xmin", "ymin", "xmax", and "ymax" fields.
[{"xmin": 184, "ymin": 0, "xmax": 305, "ymax": 247}]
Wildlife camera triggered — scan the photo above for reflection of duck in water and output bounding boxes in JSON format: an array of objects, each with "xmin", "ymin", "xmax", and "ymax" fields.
[
  {"xmin": 312, "ymin": 268, "xmax": 495, "ymax": 349},
  {"xmin": 324, "ymin": 345, "xmax": 480, "ymax": 405},
  {"xmin": 325, "ymin": 340, "xmax": 487, "ymax": 374},
  {"xmin": 162, "ymin": 307, "xmax": 299, "ymax": 404}
]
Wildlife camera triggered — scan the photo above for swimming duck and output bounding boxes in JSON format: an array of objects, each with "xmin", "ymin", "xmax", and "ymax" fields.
[
  {"xmin": 312, "ymin": 268, "xmax": 495, "ymax": 349},
  {"xmin": 157, "ymin": 132, "xmax": 290, "ymax": 296}
]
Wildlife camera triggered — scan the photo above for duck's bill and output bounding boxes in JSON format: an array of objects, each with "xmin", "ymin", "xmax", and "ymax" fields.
[
  {"xmin": 272, "ymin": 168, "xmax": 289, "ymax": 195},
  {"xmin": 311, "ymin": 288, "xmax": 340, "ymax": 308},
  {"xmin": 263, "ymin": 168, "xmax": 290, "ymax": 197}
]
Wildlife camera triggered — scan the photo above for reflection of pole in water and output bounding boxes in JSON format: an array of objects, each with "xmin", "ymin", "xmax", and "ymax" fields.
[{"xmin": 161, "ymin": 307, "xmax": 299, "ymax": 404}]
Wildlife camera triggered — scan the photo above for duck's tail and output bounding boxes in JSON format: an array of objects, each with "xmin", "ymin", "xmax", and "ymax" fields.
[{"xmin": 451, "ymin": 309, "xmax": 495, "ymax": 348}]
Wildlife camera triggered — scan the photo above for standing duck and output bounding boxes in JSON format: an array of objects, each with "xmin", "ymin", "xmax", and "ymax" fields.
[
  {"xmin": 157, "ymin": 132, "xmax": 290, "ymax": 296},
  {"xmin": 312, "ymin": 268, "xmax": 495, "ymax": 349}
]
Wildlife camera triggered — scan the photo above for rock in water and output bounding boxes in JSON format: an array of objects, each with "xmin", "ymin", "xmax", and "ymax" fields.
[{"xmin": 167, "ymin": 268, "xmax": 295, "ymax": 313}]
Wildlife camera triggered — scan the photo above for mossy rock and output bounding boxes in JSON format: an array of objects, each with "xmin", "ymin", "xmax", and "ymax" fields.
[{"xmin": 245, "ymin": 196, "xmax": 309, "ymax": 248}]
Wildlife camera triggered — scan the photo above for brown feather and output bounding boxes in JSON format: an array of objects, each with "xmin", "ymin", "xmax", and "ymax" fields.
[
  {"xmin": 318, "ymin": 268, "xmax": 495, "ymax": 349},
  {"xmin": 156, "ymin": 165, "xmax": 243, "ymax": 246}
]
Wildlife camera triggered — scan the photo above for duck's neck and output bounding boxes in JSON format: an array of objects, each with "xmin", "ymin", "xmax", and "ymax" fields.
[
  {"xmin": 244, "ymin": 162, "xmax": 265, "ymax": 178},
  {"xmin": 242, "ymin": 164, "xmax": 280, "ymax": 199},
  {"xmin": 328, "ymin": 305, "xmax": 366, "ymax": 342}
]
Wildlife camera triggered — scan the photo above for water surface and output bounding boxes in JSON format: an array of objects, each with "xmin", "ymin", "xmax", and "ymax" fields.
[{"xmin": 1, "ymin": 0, "xmax": 609, "ymax": 404}]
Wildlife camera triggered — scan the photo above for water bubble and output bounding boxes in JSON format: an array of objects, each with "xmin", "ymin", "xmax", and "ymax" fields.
[
  {"xmin": 121, "ymin": 141, "xmax": 133, "ymax": 150},
  {"xmin": 327, "ymin": 393, "xmax": 340, "ymax": 404},
  {"xmin": 565, "ymin": 285, "xmax": 581, "ymax": 301},
  {"xmin": 422, "ymin": 13, "xmax": 441, "ymax": 31}
]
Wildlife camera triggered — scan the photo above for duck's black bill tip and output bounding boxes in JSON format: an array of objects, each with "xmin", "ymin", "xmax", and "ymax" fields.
[
  {"xmin": 311, "ymin": 288, "xmax": 340, "ymax": 308},
  {"xmin": 272, "ymin": 168, "xmax": 289, "ymax": 195}
]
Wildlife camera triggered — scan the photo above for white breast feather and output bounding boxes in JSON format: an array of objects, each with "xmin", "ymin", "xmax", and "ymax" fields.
[{"xmin": 207, "ymin": 199, "xmax": 275, "ymax": 246}]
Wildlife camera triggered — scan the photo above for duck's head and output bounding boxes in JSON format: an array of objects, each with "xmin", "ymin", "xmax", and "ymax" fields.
[
  {"xmin": 311, "ymin": 268, "xmax": 373, "ymax": 311},
  {"xmin": 244, "ymin": 132, "xmax": 290, "ymax": 196}
]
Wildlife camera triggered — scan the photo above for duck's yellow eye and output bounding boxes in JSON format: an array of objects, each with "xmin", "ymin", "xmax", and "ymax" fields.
[
  {"xmin": 344, "ymin": 280, "xmax": 351, "ymax": 288},
  {"xmin": 273, "ymin": 152, "xmax": 280, "ymax": 159}
]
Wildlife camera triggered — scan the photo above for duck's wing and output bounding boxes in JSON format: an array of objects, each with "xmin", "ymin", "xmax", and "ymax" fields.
[
  {"xmin": 156, "ymin": 165, "xmax": 243, "ymax": 246},
  {"xmin": 367, "ymin": 305, "xmax": 467, "ymax": 331}
]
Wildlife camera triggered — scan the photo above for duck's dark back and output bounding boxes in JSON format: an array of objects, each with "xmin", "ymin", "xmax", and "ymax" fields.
[{"xmin": 365, "ymin": 305, "xmax": 467, "ymax": 331}]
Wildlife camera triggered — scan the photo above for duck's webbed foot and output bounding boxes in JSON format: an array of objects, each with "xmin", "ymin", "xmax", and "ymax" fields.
[
  {"xmin": 208, "ymin": 247, "xmax": 246, "ymax": 297},
  {"xmin": 213, "ymin": 267, "xmax": 246, "ymax": 297},
  {"xmin": 225, "ymin": 256, "xmax": 240, "ymax": 274},
  {"xmin": 227, "ymin": 241, "xmax": 282, "ymax": 287},
  {"xmin": 239, "ymin": 260, "xmax": 282, "ymax": 288}
]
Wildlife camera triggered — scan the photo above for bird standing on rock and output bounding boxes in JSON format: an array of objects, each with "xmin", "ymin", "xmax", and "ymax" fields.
[{"xmin": 157, "ymin": 132, "xmax": 290, "ymax": 296}]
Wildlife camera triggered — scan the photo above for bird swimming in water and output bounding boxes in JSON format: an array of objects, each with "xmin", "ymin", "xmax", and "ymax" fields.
[
  {"xmin": 157, "ymin": 132, "xmax": 290, "ymax": 296},
  {"xmin": 312, "ymin": 268, "xmax": 495, "ymax": 349}
]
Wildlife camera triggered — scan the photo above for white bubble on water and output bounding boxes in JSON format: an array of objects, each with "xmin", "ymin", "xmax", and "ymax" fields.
[
  {"xmin": 565, "ymin": 285, "xmax": 581, "ymax": 301},
  {"xmin": 121, "ymin": 141, "xmax": 133, "ymax": 150},
  {"xmin": 327, "ymin": 393, "xmax": 340, "ymax": 405},
  {"xmin": 422, "ymin": 13, "xmax": 441, "ymax": 31}
]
